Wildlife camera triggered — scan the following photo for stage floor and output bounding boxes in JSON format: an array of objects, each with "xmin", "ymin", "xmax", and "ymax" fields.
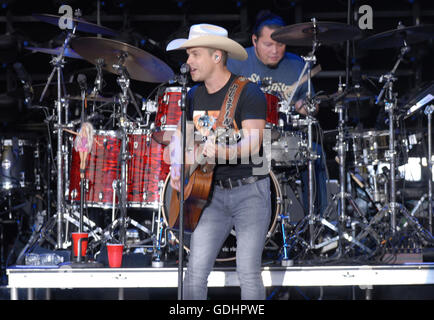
[{"xmin": 6, "ymin": 262, "xmax": 434, "ymax": 300}]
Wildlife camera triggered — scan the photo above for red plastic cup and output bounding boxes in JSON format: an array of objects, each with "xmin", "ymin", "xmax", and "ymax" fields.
[
  {"xmin": 107, "ymin": 243, "xmax": 123, "ymax": 268},
  {"xmin": 72, "ymin": 232, "xmax": 88, "ymax": 257}
]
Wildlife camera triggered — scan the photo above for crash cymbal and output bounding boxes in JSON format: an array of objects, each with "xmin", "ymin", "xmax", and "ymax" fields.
[
  {"xmin": 24, "ymin": 46, "xmax": 83, "ymax": 59},
  {"xmin": 33, "ymin": 13, "xmax": 118, "ymax": 37},
  {"xmin": 65, "ymin": 93, "xmax": 117, "ymax": 103},
  {"xmin": 359, "ymin": 24, "xmax": 434, "ymax": 49},
  {"xmin": 71, "ymin": 37, "xmax": 174, "ymax": 83},
  {"xmin": 271, "ymin": 21, "xmax": 361, "ymax": 46}
]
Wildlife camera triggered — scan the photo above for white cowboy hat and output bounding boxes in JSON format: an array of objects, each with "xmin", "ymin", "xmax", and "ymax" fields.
[{"xmin": 166, "ymin": 24, "xmax": 247, "ymax": 61}]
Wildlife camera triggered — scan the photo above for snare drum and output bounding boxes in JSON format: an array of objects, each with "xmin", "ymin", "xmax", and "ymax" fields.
[
  {"xmin": 127, "ymin": 130, "xmax": 170, "ymax": 208},
  {"xmin": 0, "ymin": 138, "xmax": 37, "ymax": 190},
  {"xmin": 153, "ymin": 87, "xmax": 190, "ymax": 144},
  {"xmin": 68, "ymin": 130, "xmax": 121, "ymax": 208}
]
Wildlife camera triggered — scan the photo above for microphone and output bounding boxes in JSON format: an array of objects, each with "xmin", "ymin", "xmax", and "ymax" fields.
[
  {"xmin": 180, "ymin": 63, "xmax": 190, "ymax": 74},
  {"xmin": 13, "ymin": 62, "xmax": 33, "ymax": 106},
  {"xmin": 77, "ymin": 74, "xmax": 87, "ymax": 92}
]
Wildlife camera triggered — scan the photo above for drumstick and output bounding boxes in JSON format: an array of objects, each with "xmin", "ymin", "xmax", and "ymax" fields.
[
  {"xmin": 282, "ymin": 64, "xmax": 322, "ymax": 100},
  {"xmin": 63, "ymin": 128, "xmax": 102, "ymax": 146},
  {"xmin": 64, "ymin": 128, "xmax": 78, "ymax": 136}
]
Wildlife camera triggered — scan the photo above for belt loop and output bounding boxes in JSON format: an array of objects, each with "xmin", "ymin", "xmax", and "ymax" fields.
[{"xmin": 228, "ymin": 178, "xmax": 233, "ymax": 189}]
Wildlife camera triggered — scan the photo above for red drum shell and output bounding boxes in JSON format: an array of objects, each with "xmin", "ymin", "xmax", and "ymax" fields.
[
  {"xmin": 68, "ymin": 130, "xmax": 121, "ymax": 208},
  {"xmin": 264, "ymin": 93, "xmax": 279, "ymax": 126},
  {"xmin": 127, "ymin": 130, "xmax": 170, "ymax": 208}
]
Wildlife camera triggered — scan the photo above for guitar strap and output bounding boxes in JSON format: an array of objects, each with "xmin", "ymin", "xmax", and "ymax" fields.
[{"xmin": 214, "ymin": 75, "xmax": 250, "ymax": 133}]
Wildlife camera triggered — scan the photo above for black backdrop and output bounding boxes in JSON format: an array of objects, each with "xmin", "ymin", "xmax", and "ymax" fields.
[{"xmin": 0, "ymin": 0, "xmax": 433, "ymax": 179}]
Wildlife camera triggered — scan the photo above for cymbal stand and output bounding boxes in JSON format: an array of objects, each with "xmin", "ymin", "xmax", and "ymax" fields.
[
  {"xmin": 322, "ymin": 84, "xmax": 379, "ymax": 257},
  {"xmin": 356, "ymin": 43, "xmax": 434, "ymax": 248},
  {"xmin": 285, "ymin": 18, "xmax": 378, "ymax": 257},
  {"xmin": 90, "ymin": 58, "xmax": 105, "ymax": 113},
  {"xmin": 112, "ymin": 56, "xmax": 130, "ymax": 246},
  {"xmin": 375, "ymin": 43, "xmax": 410, "ymax": 233},
  {"xmin": 39, "ymin": 23, "xmax": 77, "ymax": 250},
  {"xmin": 285, "ymin": 18, "xmax": 320, "ymax": 248}
]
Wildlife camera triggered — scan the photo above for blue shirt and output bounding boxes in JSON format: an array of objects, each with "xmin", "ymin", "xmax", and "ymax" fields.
[{"xmin": 227, "ymin": 46, "xmax": 313, "ymax": 103}]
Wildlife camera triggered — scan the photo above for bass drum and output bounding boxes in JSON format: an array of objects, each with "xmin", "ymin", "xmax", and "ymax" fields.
[{"xmin": 161, "ymin": 171, "xmax": 282, "ymax": 262}]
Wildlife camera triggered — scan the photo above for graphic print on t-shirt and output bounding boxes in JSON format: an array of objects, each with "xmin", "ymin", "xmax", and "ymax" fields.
[{"xmin": 192, "ymin": 110, "xmax": 240, "ymax": 138}]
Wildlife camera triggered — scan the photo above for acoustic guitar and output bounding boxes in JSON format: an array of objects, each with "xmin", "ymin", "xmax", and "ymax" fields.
[{"xmin": 167, "ymin": 115, "xmax": 218, "ymax": 232}]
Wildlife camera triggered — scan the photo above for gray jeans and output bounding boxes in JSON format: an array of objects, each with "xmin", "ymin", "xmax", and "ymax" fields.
[{"xmin": 183, "ymin": 176, "xmax": 272, "ymax": 300}]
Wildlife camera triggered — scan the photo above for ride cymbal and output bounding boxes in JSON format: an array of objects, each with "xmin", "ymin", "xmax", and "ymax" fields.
[
  {"xmin": 71, "ymin": 37, "xmax": 174, "ymax": 83},
  {"xmin": 271, "ymin": 21, "xmax": 361, "ymax": 46},
  {"xmin": 359, "ymin": 24, "xmax": 434, "ymax": 49}
]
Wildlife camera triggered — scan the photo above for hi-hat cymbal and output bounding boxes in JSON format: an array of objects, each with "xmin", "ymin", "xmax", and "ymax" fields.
[
  {"xmin": 359, "ymin": 24, "xmax": 434, "ymax": 49},
  {"xmin": 271, "ymin": 21, "xmax": 361, "ymax": 46},
  {"xmin": 25, "ymin": 46, "xmax": 83, "ymax": 59},
  {"xmin": 33, "ymin": 13, "xmax": 118, "ymax": 37},
  {"xmin": 71, "ymin": 37, "xmax": 174, "ymax": 83}
]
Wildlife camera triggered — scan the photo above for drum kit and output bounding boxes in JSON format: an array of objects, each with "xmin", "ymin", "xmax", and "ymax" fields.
[{"xmin": 3, "ymin": 9, "xmax": 434, "ymax": 268}]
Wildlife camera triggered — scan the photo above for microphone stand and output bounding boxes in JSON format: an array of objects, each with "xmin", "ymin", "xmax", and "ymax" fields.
[{"xmin": 177, "ymin": 65, "xmax": 189, "ymax": 300}]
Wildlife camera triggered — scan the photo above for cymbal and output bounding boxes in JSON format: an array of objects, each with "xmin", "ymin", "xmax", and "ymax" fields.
[
  {"xmin": 66, "ymin": 94, "xmax": 116, "ymax": 103},
  {"xmin": 317, "ymin": 88, "xmax": 373, "ymax": 104},
  {"xmin": 271, "ymin": 21, "xmax": 361, "ymax": 46},
  {"xmin": 71, "ymin": 37, "xmax": 174, "ymax": 83},
  {"xmin": 359, "ymin": 24, "xmax": 434, "ymax": 49},
  {"xmin": 24, "ymin": 46, "xmax": 83, "ymax": 59},
  {"xmin": 8, "ymin": 82, "xmax": 78, "ymax": 102},
  {"xmin": 33, "ymin": 13, "xmax": 118, "ymax": 37}
]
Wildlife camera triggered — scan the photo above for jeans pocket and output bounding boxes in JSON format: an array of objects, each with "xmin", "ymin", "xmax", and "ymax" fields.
[{"xmin": 253, "ymin": 177, "xmax": 270, "ymax": 202}]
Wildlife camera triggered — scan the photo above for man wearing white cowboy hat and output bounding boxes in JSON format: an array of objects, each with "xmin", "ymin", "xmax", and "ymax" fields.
[{"xmin": 167, "ymin": 23, "xmax": 271, "ymax": 300}]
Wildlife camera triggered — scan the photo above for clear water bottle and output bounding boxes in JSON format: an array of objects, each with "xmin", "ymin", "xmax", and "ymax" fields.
[
  {"xmin": 25, "ymin": 253, "xmax": 64, "ymax": 266},
  {"xmin": 40, "ymin": 253, "xmax": 64, "ymax": 265},
  {"xmin": 25, "ymin": 253, "xmax": 40, "ymax": 266}
]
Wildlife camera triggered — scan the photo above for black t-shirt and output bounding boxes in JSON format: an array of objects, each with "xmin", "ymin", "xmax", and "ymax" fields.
[{"xmin": 187, "ymin": 73, "xmax": 268, "ymax": 180}]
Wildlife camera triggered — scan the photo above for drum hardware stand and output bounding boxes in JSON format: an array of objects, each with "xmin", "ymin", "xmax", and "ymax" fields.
[
  {"xmin": 279, "ymin": 214, "xmax": 294, "ymax": 266},
  {"xmin": 299, "ymin": 82, "xmax": 380, "ymax": 259},
  {"xmin": 112, "ymin": 59, "xmax": 132, "ymax": 246},
  {"xmin": 38, "ymin": 19, "xmax": 79, "ymax": 250},
  {"xmin": 356, "ymin": 43, "xmax": 434, "ymax": 247},
  {"xmin": 111, "ymin": 180, "xmax": 118, "ymax": 222},
  {"xmin": 328, "ymin": 85, "xmax": 380, "ymax": 257},
  {"xmin": 283, "ymin": 18, "xmax": 320, "ymax": 250},
  {"xmin": 112, "ymin": 56, "xmax": 147, "ymax": 246},
  {"xmin": 282, "ymin": 18, "xmax": 368, "ymax": 257},
  {"xmin": 151, "ymin": 181, "xmax": 166, "ymax": 268},
  {"xmin": 374, "ymin": 42, "xmax": 409, "ymax": 234},
  {"xmin": 90, "ymin": 58, "xmax": 105, "ymax": 113},
  {"xmin": 425, "ymin": 104, "xmax": 434, "ymax": 234},
  {"xmin": 65, "ymin": 208, "xmax": 103, "ymax": 241}
]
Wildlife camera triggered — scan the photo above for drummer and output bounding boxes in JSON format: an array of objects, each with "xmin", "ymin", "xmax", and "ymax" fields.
[{"xmin": 227, "ymin": 11, "xmax": 328, "ymax": 216}]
